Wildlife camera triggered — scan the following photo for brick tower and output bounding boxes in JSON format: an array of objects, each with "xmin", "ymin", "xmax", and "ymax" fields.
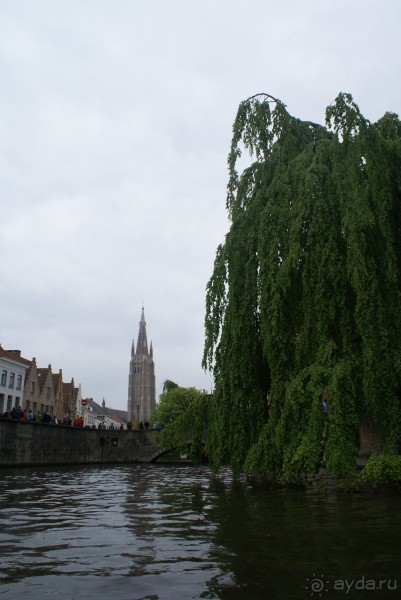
[{"xmin": 127, "ymin": 307, "xmax": 155, "ymax": 423}]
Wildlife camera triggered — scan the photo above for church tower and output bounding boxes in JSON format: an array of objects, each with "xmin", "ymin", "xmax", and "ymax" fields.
[{"xmin": 128, "ymin": 307, "xmax": 156, "ymax": 423}]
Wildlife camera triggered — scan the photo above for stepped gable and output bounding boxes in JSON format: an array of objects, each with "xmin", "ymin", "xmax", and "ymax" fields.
[
  {"xmin": 62, "ymin": 379, "xmax": 74, "ymax": 397},
  {"xmin": 62, "ymin": 378, "xmax": 76, "ymax": 417},
  {"xmin": 37, "ymin": 365, "xmax": 53, "ymax": 393},
  {"xmin": 24, "ymin": 358, "xmax": 37, "ymax": 384},
  {"xmin": 52, "ymin": 369, "xmax": 64, "ymax": 419},
  {"xmin": 52, "ymin": 370, "xmax": 62, "ymax": 389}
]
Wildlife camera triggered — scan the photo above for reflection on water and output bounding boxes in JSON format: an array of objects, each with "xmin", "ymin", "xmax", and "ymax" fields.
[{"xmin": 0, "ymin": 464, "xmax": 400, "ymax": 599}]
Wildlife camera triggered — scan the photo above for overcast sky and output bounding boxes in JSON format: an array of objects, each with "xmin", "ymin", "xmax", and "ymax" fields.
[{"xmin": 1, "ymin": 0, "xmax": 400, "ymax": 410}]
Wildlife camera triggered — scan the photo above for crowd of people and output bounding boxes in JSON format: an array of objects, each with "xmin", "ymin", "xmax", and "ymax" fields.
[
  {"xmin": 1, "ymin": 406, "xmax": 43, "ymax": 422},
  {"xmin": 0, "ymin": 407, "xmax": 156, "ymax": 430},
  {"xmin": 1, "ymin": 406, "xmax": 78, "ymax": 425}
]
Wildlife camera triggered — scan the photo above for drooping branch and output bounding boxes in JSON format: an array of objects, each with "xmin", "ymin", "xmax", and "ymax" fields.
[{"xmin": 244, "ymin": 92, "xmax": 284, "ymax": 105}]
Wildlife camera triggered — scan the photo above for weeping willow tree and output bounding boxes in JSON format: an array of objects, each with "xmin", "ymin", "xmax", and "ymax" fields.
[{"xmin": 202, "ymin": 92, "xmax": 401, "ymax": 480}]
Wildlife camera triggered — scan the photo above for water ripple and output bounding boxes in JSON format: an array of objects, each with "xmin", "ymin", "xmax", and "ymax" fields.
[{"xmin": 1, "ymin": 465, "xmax": 400, "ymax": 599}]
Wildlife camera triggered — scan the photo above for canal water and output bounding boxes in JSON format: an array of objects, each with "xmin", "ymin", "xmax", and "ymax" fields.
[{"xmin": 0, "ymin": 464, "xmax": 400, "ymax": 600}]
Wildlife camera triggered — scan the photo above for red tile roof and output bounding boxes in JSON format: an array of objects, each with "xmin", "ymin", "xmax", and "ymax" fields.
[{"xmin": 0, "ymin": 345, "xmax": 32, "ymax": 366}]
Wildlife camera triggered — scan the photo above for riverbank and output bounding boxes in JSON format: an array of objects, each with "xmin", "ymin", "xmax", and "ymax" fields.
[{"xmin": 2, "ymin": 417, "xmax": 400, "ymax": 491}]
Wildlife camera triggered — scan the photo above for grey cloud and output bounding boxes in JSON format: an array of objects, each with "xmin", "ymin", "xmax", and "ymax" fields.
[{"xmin": 1, "ymin": 0, "xmax": 401, "ymax": 407}]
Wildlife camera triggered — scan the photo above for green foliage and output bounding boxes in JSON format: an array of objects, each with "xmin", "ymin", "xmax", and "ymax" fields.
[
  {"xmin": 162, "ymin": 379, "xmax": 179, "ymax": 393},
  {"xmin": 151, "ymin": 385, "xmax": 198, "ymax": 426},
  {"xmin": 203, "ymin": 92, "xmax": 401, "ymax": 481},
  {"xmin": 151, "ymin": 385, "xmax": 210, "ymax": 463},
  {"xmin": 359, "ymin": 453, "xmax": 401, "ymax": 487}
]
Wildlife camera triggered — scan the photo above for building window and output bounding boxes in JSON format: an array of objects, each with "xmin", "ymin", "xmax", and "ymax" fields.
[
  {"xmin": 31, "ymin": 381, "xmax": 35, "ymax": 394},
  {"xmin": 16, "ymin": 375, "xmax": 22, "ymax": 390},
  {"xmin": 33, "ymin": 402, "xmax": 37, "ymax": 415},
  {"xmin": 46, "ymin": 387, "xmax": 50, "ymax": 399},
  {"xmin": 15, "ymin": 396, "xmax": 20, "ymax": 407},
  {"xmin": 7, "ymin": 396, "xmax": 12, "ymax": 411},
  {"xmin": 40, "ymin": 404, "xmax": 45, "ymax": 414},
  {"xmin": 26, "ymin": 400, "xmax": 31, "ymax": 411},
  {"xmin": 9, "ymin": 373, "xmax": 15, "ymax": 388},
  {"xmin": 1, "ymin": 370, "xmax": 7, "ymax": 386},
  {"xmin": 0, "ymin": 394, "xmax": 4, "ymax": 413}
]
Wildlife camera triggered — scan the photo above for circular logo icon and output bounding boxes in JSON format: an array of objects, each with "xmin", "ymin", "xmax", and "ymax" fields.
[{"xmin": 305, "ymin": 574, "xmax": 329, "ymax": 597}]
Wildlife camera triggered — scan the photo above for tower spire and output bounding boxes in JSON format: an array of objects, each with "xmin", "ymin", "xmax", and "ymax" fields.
[
  {"xmin": 128, "ymin": 306, "xmax": 156, "ymax": 423},
  {"xmin": 136, "ymin": 306, "xmax": 148, "ymax": 355}
]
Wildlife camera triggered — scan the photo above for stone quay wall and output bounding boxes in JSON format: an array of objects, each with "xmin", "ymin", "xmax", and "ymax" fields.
[
  {"xmin": 0, "ymin": 419, "xmax": 166, "ymax": 467},
  {"xmin": 0, "ymin": 417, "xmax": 384, "ymax": 469}
]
